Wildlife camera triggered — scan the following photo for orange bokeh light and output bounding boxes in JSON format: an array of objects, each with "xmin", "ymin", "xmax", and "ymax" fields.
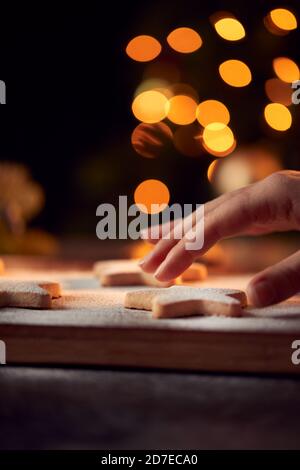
[
  {"xmin": 126, "ymin": 35, "xmax": 162, "ymax": 62},
  {"xmin": 264, "ymin": 103, "xmax": 292, "ymax": 131},
  {"xmin": 273, "ymin": 57, "xmax": 299, "ymax": 83},
  {"xmin": 132, "ymin": 90, "xmax": 169, "ymax": 123},
  {"xmin": 167, "ymin": 27, "xmax": 202, "ymax": 53},
  {"xmin": 134, "ymin": 179, "xmax": 170, "ymax": 214},
  {"xmin": 214, "ymin": 17, "xmax": 245, "ymax": 41},
  {"xmin": 167, "ymin": 95, "xmax": 198, "ymax": 125},
  {"xmin": 207, "ymin": 159, "xmax": 220, "ymax": 182},
  {"xmin": 196, "ymin": 100, "xmax": 230, "ymax": 127},
  {"xmin": 270, "ymin": 8, "xmax": 297, "ymax": 31},
  {"xmin": 219, "ymin": 59, "xmax": 252, "ymax": 87}
]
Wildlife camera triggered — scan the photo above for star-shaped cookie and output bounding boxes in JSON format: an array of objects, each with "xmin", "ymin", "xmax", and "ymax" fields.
[
  {"xmin": 124, "ymin": 285, "xmax": 247, "ymax": 318},
  {"xmin": 0, "ymin": 280, "xmax": 61, "ymax": 309}
]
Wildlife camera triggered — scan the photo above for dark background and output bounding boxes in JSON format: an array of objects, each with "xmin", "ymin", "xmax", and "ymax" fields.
[{"xmin": 0, "ymin": 0, "xmax": 299, "ymax": 238}]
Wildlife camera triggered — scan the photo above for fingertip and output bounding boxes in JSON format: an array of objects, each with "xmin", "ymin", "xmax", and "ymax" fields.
[{"xmin": 246, "ymin": 278, "xmax": 276, "ymax": 307}]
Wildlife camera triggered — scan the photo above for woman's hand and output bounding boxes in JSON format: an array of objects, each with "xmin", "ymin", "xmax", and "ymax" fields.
[{"xmin": 139, "ymin": 171, "xmax": 300, "ymax": 307}]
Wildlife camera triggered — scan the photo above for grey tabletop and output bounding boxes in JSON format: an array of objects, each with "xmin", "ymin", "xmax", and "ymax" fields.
[{"xmin": 0, "ymin": 366, "xmax": 300, "ymax": 450}]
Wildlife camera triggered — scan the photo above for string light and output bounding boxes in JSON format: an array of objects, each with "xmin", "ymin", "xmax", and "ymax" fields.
[{"xmin": 134, "ymin": 179, "xmax": 170, "ymax": 214}]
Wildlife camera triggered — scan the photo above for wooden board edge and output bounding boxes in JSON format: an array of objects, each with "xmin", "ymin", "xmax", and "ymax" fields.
[{"xmin": 1, "ymin": 324, "xmax": 300, "ymax": 374}]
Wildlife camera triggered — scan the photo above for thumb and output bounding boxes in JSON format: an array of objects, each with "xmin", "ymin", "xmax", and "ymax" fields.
[{"xmin": 247, "ymin": 250, "xmax": 300, "ymax": 307}]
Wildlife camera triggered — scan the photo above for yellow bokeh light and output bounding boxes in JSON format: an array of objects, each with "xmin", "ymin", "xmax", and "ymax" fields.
[
  {"xmin": 214, "ymin": 18, "xmax": 245, "ymax": 41},
  {"xmin": 132, "ymin": 90, "xmax": 169, "ymax": 123},
  {"xmin": 196, "ymin": 100, "xmax": 230, "ymax": 127},
  {"xmin": 270, "ymin": 8, "xmax": 297, "ymax": 31},
  {"xmin": 219, "ymin": 60, "xmax": 252, "ymax": 87},
  {"xmin": 264, "ymin": 103, "xmax": 292, "ymax": 131},
  {"xmin": 273, "ymin": 57, "xmax": 299, "ymax": 83},
  {"xmin": 167, "ymin": 95, "xmax": 198, "ymax": 125},
  {"xmin": 167, "ymin": 27, "xmax": 202, "ymax": 53},
  {"xmin": 203, "ymin": 122, "xmax": 235, "ymax": 155},
  {"xmin": 134, "ymin": 179, "xmax": 170, "ymax": 214},
  {"xmin": 126, "ymin": 35, "xmax": 162, "ymax": 62},
  {"xmin": 265, "ymin": 78, "xmax": 292, "ymax": 106}
]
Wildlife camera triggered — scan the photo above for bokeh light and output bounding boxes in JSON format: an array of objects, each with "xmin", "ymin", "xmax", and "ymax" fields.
[
  {"xmin": 270, "ymin": 8, "xmax": 297, "ymax": 32},
  {"xmin": 273, "ymin": 57, "xmax": 300, "ymax": 83},
  {"xmin": 264, "ymin": 103, "xmax": 292, "ymax": 131},
  {"xmin": 196, "ymin": 100, "xmax": 230, "ymax": 127},
  {"xmin": 214, "ymin": 17, "xmax": 245, "ymax": 41},
  {"xmin": 134, "ymin": 179, "xmax": 170, "ymax": 214},
  {"xmin": 202, "ymin": 122, "xmax": 235, "ymax": 155},
  {"xmin": 209, "ymin": 145, "xmax": 282, "ymax": 193},
  {"xmin": 219, "ymin": 59, "xmax": 252, "ymax": 87},
  {"xmin": 131, "ymin": 122, "xmax": 173, "ymax": 158},
  {"xmin": 173, "ymin": 123, "xmax": 203, "ymax": 157},
  {"xmin": 126, "ymin": 35, "xmax": 162, "ymax": 62},
  {"xmin": 132, "ymin": 90, "xmax": 169, "ymax": 123},
  {"xmin": 167, "ymin": 27, "xmax": 202, "ymax": 53},
  {"xmin": 265, "ymin": 78, "xmax": 292, "ymax": 106},
  {"xmin": 167, "ymin": 95, "xmax": 198, "ymax": 125},
  {"xmin": 207, "ymin": 159, "xmax": 220, "ymax": 182}
]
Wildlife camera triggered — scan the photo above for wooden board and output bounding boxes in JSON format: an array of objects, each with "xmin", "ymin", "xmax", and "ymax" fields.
[{"xmin": 1, "ymin": 268, "xmax": 300, "ymax": 374}]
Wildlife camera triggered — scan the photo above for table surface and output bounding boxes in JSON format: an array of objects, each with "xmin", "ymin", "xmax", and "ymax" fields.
[
  {"xmin": 1, "ymin": 253, "xmax": 300, "ymax": 450},
  {"xmin": 1, "ymin": 366, "xmax": 300, "ymax": 450}
]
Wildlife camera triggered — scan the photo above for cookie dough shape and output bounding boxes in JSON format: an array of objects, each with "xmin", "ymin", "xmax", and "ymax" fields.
[
  {"xmin": 94, "ymin": 259, "xmax": 207, "ymax": 287},
  {"xmin": 124, "ymin": 285, "xmax": 247, "ymax": 318},
  {"xmin": 0, "ymin": 280, "xmax": 61, "ymax": 309}
]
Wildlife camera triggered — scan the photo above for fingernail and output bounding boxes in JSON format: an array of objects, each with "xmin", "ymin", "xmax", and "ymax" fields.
[{"xmin": 248, "ymin": 279, "xmax": 276, "ymax": 307}]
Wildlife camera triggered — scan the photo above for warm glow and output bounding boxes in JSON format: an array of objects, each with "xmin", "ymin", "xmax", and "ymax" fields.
[
  {"xmin": 273, "ymin": 57, "xmax": 299, "ymax": 83},
  {"xmin": 265, "ymin": 78, "xmax": 292, "ymax": 106},
  {"xmin": 134, "ymin": 79, "xmax": 171, "ymax": 98},
  {"xmin": 126, "ymin": 35, "xmax": 162, "ymax": 62},
  {"xmin": 219, "ymin": 60, "xmax": 252, "ymax": 87},
  {"xmin": 214, "ymin": 18, "xmax": 245, "ymax": 41},
  {"xmin": 167, "ymin": 95, "xmax": 198, "ymax": 125},
  {"xmin": 173, "ymin": 124, "xmax": 203, "ymax": 157},
  {"xmin": 207, "ymin": 160, "xmax": 220, "ymax": 182},
  {"xmin": 131, "ymin": 122, "xmax": 173, "ymax": 158},
  {"xmin": 270, "ymin": 8, "xmax": 297, "ymax": 31},
  {"xmin": 167, "ymin": 27, "xmax": 202, "ymax": 53},
  {"xmin": 210, "ymin": 146, "xmax": 283, "ymax": 194},
  {"xmin": 167, "ymin": 83, "xmax": 199, "ymax": 101},
  {"xmin": 264, "ymin": 103, "xmax": 292, "ymax": 131},
  {"xmin": 130, "ymin": 241, "xmax": 153, "ymax": 259},
  {"xmin": 202, "ymin": 122, "xmax": 235, "ymax": 154},
  {"xmin": 196, "ymin": 100, "xmax": 230, "ymax": 127},
  {"xmin": 132, "ymin": 91, "xmax": 169, "ymax": 123},
  {"xmin": 134, "ymin": 179, "xmax": 170, "ymax": 214}
]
